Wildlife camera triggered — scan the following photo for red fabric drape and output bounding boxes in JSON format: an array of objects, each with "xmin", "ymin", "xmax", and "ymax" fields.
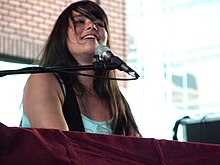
[{"xmin": 1, "ymin": 122, "xmax": 220, "ymax": 165}]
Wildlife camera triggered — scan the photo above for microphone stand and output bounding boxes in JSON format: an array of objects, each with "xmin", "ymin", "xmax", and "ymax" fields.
[{"xmin": 0, "ymin": 62, "xmax": 119, "ymax": 77}]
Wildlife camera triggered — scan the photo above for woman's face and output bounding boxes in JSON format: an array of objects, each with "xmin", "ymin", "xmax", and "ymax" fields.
[{"xmin": 67, "ymin": 11, "xmax": 108, "ymax": 65}]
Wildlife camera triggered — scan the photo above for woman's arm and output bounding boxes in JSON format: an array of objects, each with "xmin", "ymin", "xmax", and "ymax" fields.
[{"xmin": 22, "ymin": 73, "xmax": 69, "ymax": 130}]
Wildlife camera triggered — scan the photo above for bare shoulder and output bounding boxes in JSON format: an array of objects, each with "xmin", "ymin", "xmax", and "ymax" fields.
[
  {"xmin": 26, "ymin": 73, "xmax": 57, "ymax": 84},
  {"xmin": 25, "ymin": 73, "xmax": 60, "ymax": 90},
  {"xmin": 24, "ymin": 73, "xmax": 64, "ymax": 103}
]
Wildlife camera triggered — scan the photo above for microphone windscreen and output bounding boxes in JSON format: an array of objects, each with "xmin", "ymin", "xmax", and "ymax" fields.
[{"xmin": 95, "ymin": 45, "xmax": 110, "ymax": 56}]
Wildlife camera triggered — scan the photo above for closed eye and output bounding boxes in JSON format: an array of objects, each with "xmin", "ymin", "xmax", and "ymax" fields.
[
  {"xmin": 74, "ymin": 19, "xmax": 85, "ymax": 25},
  {"xmin": 73, "ymin": 15, "xmax": 86, "ymax": 25},
  {"xmin": 94, "ymin": 20, "xmax": 104, "ymax": 28}
]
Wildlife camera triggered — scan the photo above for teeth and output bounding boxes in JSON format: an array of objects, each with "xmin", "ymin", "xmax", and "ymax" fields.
[{"xmin": 83, "ymin": 34, "xmax": 97, "ymax": 40}]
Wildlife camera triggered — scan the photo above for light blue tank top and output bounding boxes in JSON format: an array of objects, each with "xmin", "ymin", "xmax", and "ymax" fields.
[
  {"xmin": 21, "ymin": 113, "xmax": 31, "ymax": 127},
  {"xmin": 21, "ymin": 113, "xmax": 113, "ymax": 134},
  {"xmin": 81, "ymin": 114, "xmax": 113, "ymax": 134}
]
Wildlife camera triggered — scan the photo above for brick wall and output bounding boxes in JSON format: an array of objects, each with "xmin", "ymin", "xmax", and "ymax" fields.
[
  {"xmin": 0, "ymin": 0, "xmax": 127, "ymax": 64},
  {"xmin": 101, "ymin": 0, "xmax": 127, "ymax": 62}
]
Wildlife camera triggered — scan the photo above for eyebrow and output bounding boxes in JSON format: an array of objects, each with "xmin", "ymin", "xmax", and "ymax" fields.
[{"xmin": 73, "ymin": 14, "xmax": 84, "ymax": 18}]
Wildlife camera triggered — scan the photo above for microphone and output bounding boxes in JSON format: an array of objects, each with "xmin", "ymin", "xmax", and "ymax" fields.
[{"xmin": 95, "ymin": 45, "xmax": 139, "ymax": 78}]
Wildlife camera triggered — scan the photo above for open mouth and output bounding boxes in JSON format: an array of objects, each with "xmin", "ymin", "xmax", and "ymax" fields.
[{"xmin": 82, "ymin": 34, "xmax": 99, "ymax": 41}]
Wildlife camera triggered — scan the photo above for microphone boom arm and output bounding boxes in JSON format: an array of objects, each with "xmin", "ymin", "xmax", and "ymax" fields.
[{"xmin": 0, "ymin": 62, "xmax": 118, "ymax": 77}]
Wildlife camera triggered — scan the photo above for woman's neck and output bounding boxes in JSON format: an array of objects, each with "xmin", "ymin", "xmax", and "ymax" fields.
[{"xmin": 78, "ymin": 70, "xmax": 95, "ymax": 94}]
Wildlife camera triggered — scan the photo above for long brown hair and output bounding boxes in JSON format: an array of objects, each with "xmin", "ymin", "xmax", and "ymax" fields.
[{"xmin": 40, "ymin": 0, "xmax": 141, "ymax": 136}]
